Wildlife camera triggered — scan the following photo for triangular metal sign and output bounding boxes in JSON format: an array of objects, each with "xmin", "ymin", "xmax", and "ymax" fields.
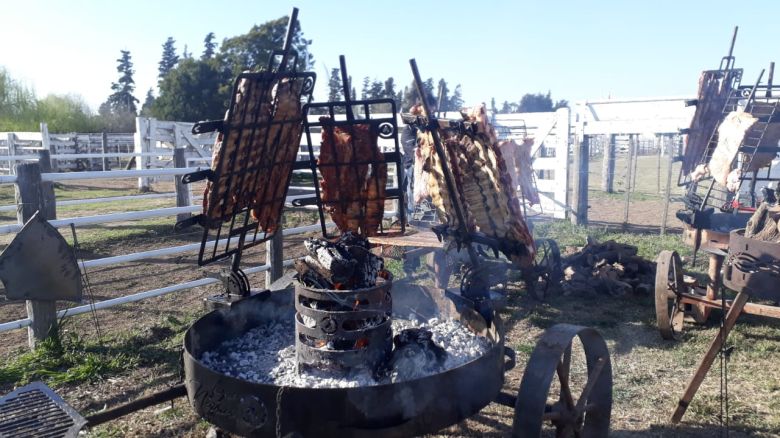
[{"xmin": 0, "ymin": 212, "xmax": 83, "ymax": 301}]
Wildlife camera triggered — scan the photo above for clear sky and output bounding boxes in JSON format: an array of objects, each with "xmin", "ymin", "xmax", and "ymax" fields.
[{"xmin": 2, "ymin": 0, "xmax": 778, "ymax": 112}]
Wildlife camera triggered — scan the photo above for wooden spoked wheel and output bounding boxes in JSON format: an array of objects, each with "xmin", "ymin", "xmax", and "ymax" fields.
[
  {"xmin": 524, "ymin": 239, "xmax": 563, "ymax": 301},
  {"xmin": 513, "ymin": 324, "xmax": 612, "ymax": 438},
  {"xmin": 655, "ymin": 250, "xmax": 686, "ymax": 340}
]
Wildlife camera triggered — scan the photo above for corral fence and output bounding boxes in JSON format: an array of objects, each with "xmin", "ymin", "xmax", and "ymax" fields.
[{"xmin": 0, "ymin": 102, "xmax": 688, "ymax": 349}]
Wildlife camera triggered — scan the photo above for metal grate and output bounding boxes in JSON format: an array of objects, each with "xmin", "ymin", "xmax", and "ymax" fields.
[
  {"xmin": 0, "ymin": 382, "xmax": 85, "ymax": 438},
  {"xmin": 294, "ymin": 56, "xmax": 405, "ymax": 238}
]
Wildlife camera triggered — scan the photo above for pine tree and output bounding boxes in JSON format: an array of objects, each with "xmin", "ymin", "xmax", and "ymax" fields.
[
  {"xmin": 448, "ymin": 85, "xmax": 464, "ymax": 112},
  {"xmin": 383, "ymin": 77, "xmax": 396, "ymax": 101},
  {"xmin": 182, "ymin": 45, "xmax": 192, "ymax": 59},
  {"xmin": 106, "ymin": 50, "xmax": 138, "ymax": 114},
  {"xmin": 327, "ymin": 68, "xmax": 342, "ymax": 102},
  {"xmin": 436, "ymin": 79, "xmax": 450, "ymax": 111},
  {"xmin": 361, "ymin": 76, "xmax": 370, "ymax": 100},
  {"xmin": 140, "ymin": 88, "xmax": 155, "ymax": 116},
  {"xmin": 158, "ymin": 37, "xmax": 179, "ymax": 82},
  {"xmin": 202, "ymin": 32, "xmax": 217, "ymax": 59},
  {"xmin": 490, "ymin": 97, "xmax": 497, "ymax": 115}
]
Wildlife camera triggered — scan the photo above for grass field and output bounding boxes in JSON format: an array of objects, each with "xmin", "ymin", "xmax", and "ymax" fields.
[{"xmin": 0, "ymin": 175, "xmax": 778, "ymax": 437}]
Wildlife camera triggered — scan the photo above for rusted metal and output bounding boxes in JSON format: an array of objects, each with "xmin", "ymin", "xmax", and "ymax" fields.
[
  {"xmin": 724, "ymin": 229, "xmax": 780, "ymax": 301},
  {"xmin": 294, "ymin": 275, "xmax": 393, "ymax": 373},
  {"xmin": 513, "ymin": 324, "xmax": 612, "ymax": 438},
  {"xmin": 655, "ymin": 251, "xmax": 686, "ymax": 340}
]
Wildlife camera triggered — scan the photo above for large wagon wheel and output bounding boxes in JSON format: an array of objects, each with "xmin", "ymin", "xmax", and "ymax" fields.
[
  {"xmin": 513, "ymin": 324, "xmax": 612, "ymax": 437},
  {"xmin": 655, "ymin": 250, "xmax": 687, "ymax": 340},
  {"xmin": 524, "ymin": 239, "xmax": 563, "ymax": 301}
]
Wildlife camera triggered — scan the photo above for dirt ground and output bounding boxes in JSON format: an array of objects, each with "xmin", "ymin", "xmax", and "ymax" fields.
[{"xmin": 1, "ymin": 169, "xmax": 778, "ymax": 437}]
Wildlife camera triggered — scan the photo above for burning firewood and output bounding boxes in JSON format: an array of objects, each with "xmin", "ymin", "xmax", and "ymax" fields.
[{"xmin": 294, "ymin": 232, "xmax": 385, "ymax": 290}]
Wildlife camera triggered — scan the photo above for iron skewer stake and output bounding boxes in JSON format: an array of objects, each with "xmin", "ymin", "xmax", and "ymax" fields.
[{"xmin": 671, "ymin": 289, "xmax": 749, "ymax": 423}]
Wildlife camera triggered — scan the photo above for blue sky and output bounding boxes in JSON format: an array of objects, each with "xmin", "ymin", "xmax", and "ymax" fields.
[{"xmin": 2, "ymin": 0, "xmax": 778, "ymax": 112}]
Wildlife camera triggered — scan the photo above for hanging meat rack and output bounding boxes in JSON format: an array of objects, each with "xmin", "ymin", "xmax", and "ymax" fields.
[
  {"xmin": 291, "ymin": 55, "xmax": 407, "ymax": 238},
  {"xmin": 174, "ymin": 9, "xmax": 316, "ymax": 301}
]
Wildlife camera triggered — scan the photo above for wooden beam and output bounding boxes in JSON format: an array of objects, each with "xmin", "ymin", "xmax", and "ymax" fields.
[{"xmin": 571, "ymin": 135, "xmax": 589, "ymax": 226}]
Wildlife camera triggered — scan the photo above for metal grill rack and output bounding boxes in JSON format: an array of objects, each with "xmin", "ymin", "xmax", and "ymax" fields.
[
  {"xmin": 293, "ymin": 55, "xmax": 406, "ymax": 238},
  {"xmin": 174, "ymin": 9, "xmax": 316, "ymax": 298},
  {"xmin": 682, "ymin": 75, "xmax": 780, "ymax": 218},
  {"xmin": 0, "ymin": 382, "xmax": 86, "ymax": 438}
]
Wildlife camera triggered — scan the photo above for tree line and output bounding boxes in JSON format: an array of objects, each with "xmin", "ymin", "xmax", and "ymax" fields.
[{"xmin": 1, "ymin": 14, "xmax": 568, "ymax": 133}]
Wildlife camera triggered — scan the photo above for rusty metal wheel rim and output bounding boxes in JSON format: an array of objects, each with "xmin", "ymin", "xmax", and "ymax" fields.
[
  {"xmin": 513, "ymin": 324, "xmax": 612, "ymax": 438},
  {"xmin": 655, "ymin": 250, "xmax": 686, "ymax": 340}
]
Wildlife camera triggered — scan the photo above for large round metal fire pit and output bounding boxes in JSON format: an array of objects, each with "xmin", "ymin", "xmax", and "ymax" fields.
[{"xmin": 183, "ymin": 284, "xmax": 506, "ymax": 437}]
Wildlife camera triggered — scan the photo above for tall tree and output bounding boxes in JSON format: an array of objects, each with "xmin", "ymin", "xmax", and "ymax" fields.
[
  {"xmin": 401, "ymin": 78, "xmax": 435, "ymax": 111},
  {"xmin": 436, "ymin": 79, "xmax": 449, "ymax": 111},
  {"xmin": 368, "ymin": 80, "xmax": 384, "ymax": 100},
  {"xmin": 500, "ymin": 100, "xmax": 512, "ymax": 114},
  {"xmin": 158, "ymin": 37, "xmax": 179, "ymax": 82},
  {"xmin": 383, "ymin": 77, "xmax": 396, "ymax": 101},
  {"xmin": 202, "ymin": 32, "xmax": 217, "ymax": 59},
  {"xmin": 219, "ymin": 15, "xmax": 313, "ymax": 75},
  {"xmin": 98, "ymin": 50, "xmax": 139, "ymax": 131},
  {"xmin": 448, "ymin": 84, "xmax": 464, "ymax": 112},
  {"xmin": 182, "ymin": 45, "xmax": 192, "ymax": 59},
  {"xmin": 490, "ymin": 97, "xmax": 498, "ymax": 115},
  {"xmin": 360, "ymin": 76, "xmax": 370, "ymax": 100}
]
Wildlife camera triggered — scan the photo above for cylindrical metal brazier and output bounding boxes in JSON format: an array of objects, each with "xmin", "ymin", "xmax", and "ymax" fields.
[{"xmin": 294, "ymin": 274, "xmax": 393, "ymax": 372}]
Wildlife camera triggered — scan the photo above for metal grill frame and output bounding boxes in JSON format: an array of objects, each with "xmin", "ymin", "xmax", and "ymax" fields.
[
  {"xmin": 294, "ymin": 56, "xmax": 406, "ymax": 239},
  {"xmin": 0, "ymin": 381, "xmax": 86, "ymax": 438}
]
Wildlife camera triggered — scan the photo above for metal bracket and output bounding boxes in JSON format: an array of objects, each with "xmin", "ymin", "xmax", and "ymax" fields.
[
  {"xmin": 182, "ymin": 169, "xmax": 214, "ymax": 184},
  {"xmin": 192, "ymin": 120, "xmax": 224, "ymax": 135}
]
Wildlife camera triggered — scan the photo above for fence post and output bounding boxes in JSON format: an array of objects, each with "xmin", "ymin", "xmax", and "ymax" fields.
[
  {"xmin": 571, "ymin": 135, "xmax": 589, "ymax": 226},
  {"xmin": 7, "ymin": 133, "xmax": 16, "ymax": 175},
  {"xmin": 36, "ymin": 150, "xmax": 57, "ymax": 220},
  {"xmin": 631, "ymin": 134, "xmax": 640, "ymax": 191},
  {"xmin": 622, "ymin": 136, "xmax": 635, "ymax": 228},
  {"xmin": 40, "ymin": 123, "xmax": 58, "ymax": 172},
  {"xmin": 661, "ymin": 135, "xmax": 674, "ymax": 235},
  {"xmin": 101, "ymin": 132, "xmax": 109, "ymax": 171},
  {"xmin": 15, "ymin": 162, "xmax": 58, "ymax": 349},
  {"xmin": 134, "ymin": 117, "xmax": 151, "ymax": 192},
  {"xmin": 601, "ymin": 133, "xmax": 615, "ymax": 193},
  {"xmin": 173, "ymin": 148, "xmax": 192, "ymax": 222},
  {"xmin": 265, "ymin": 231, "xmax": 284, "ymax": 288}
]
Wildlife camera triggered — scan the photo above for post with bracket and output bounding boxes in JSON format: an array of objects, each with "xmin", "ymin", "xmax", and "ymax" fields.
[
  {"xmin": 173, "ymin": 148, "xmax": 192, "ymax": 223},
  {"xmin": 14, "ymin": 162, "xmax": 58, "ymax": 349},
  {"xmin": 265, "ymin": 231, "xmax": 284, "ymax": 289}
]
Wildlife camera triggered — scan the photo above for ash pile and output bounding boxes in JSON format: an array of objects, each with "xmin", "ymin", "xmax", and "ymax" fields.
[{"xmin": 560, "ymin": 237, "xmax": 655, "ymax": 297}]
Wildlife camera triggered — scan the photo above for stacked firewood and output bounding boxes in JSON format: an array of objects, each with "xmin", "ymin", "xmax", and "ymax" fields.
[
  {"xmin": 560, "ymin": 238, "xmax": 655, "ymax": 297},
  {"xmin": 294, "ymin": 232, "xmax": 385, "ymax": 290}
]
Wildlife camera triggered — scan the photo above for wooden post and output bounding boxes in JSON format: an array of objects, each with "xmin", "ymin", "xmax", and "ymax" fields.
[
  {"xmin": 660, "ymin": 135, "xmax": 674, "ymax": 235},
  {"xmin": 265, "ymin": 231, "xmax": 284, "ymax": 289},
  {"xmin": 631, "ymin": 135, "xmax": 640, "ymax": 192},
  {"xmin": 655, "ymin": 135, "xmax": 662, "ymax": 194},
  {"xmin": 601, "ymin": 134, "xmax": 615, "ymax": 193},
  {"xmin": 15, "ymin": 162, "xmax": 58, "ymax": 349},
  {"xmin": 134, "ymin": 117, "xmax": 151, "ymax": 192},
  {"xmin": 571, "ymin": 135, "xmax": 589, "ymax": 226},
  {"xmin": 40, "ymin": 123, "xmax": 57, "ymax": 172},
  {"xmin": 101, "ymin": 132, "xmax": 108, "ymax": 171},
  {"xmin": 173, "ymin": 148, "xmax": 192, "ymax": 222},
  {"xmin": 7, "ymin": 133, "xmax": 16, "ymax": 175},
  {"xmin": 36, "ymin": 150, "xmax": 56, "ymax": 220},
  {"xmin": 622, "ymin": 136, "xmax": 634, "ymax": 228},
  {"xmin": 671, "ymin": 290, "xmax": 749, "ymax": 424}
]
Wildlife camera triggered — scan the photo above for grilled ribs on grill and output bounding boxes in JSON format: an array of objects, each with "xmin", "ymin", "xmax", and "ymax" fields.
[
  {"xmin": 415, "ymin": 104, "xmax": 535, "ymax": 264},
  {"xmin": 318, "ymin": 119, "xmax": 387, "ymax": 236},
  {"xmin": 202, "ymin": 76, "xmax": 304, "ymax": 232}
]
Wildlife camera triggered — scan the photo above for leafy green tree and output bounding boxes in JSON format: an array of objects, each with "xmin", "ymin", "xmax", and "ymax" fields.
[
  {"xmin": 152, "ymin": 58, "xmax": 231, "ymax": 122},
  {"xmin": 554, "ymin": 99, "xmax": 569, "ymax": 110},
  {"xmin": 158, "ymin": 37, "xmax": 179, "ymax": 82},
  {"xmin": 36, "ymin": 94, "xmax": 99, "ymax": 132},
  {"xmin": 202, "ymin": 32, "xmax": 217, "ymax": 59},
  {"xmin": 219, "ymin": 15, "xmax": 313, "ymax": 75},
  {"xmin": 518, "ymin": 91, "xmax": 553, "ymax": 113}
]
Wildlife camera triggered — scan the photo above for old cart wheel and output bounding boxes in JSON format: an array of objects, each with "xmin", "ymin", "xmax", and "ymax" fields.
[
  {"xmin": 525, "ymin": 239, "xmax": 563, "ymax": 301},
  {"xmin": 655, "ymin": 250, "xmax": 686, "ymax": 340},
  {"xmin": 513, "ymin": 324, "xmax": 612, "ymax": 438}
]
